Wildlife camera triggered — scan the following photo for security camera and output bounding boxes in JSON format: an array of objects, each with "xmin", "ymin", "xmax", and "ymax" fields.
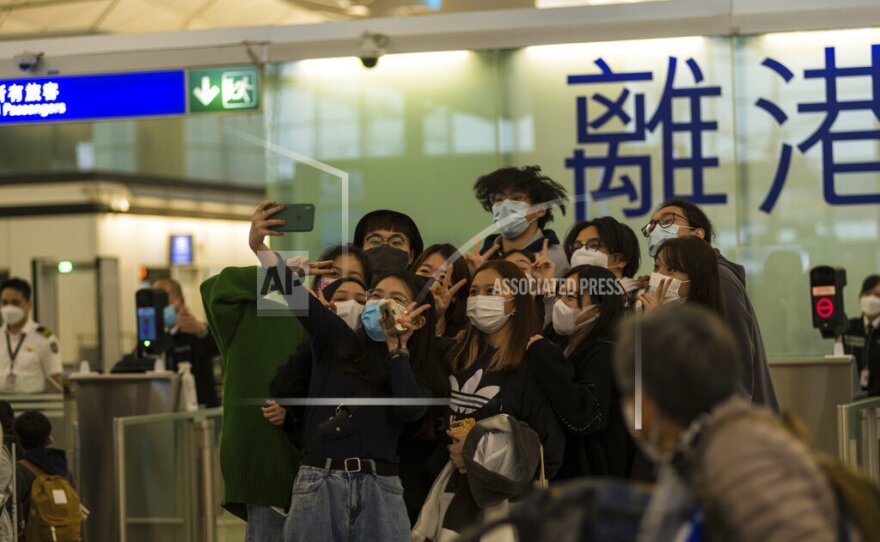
[
  {"xmin": 14, "ymin": 51, "xmax": 43, "ymax": 73},
  {"xmin": 359, "ymin": 32, "xmax": 388, "ymax": 69}
]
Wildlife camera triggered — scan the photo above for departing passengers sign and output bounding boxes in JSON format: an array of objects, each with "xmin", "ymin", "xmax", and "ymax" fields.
[{"xmin": 0, "ymin": 66, "xmax": 260, "ymax": 125}]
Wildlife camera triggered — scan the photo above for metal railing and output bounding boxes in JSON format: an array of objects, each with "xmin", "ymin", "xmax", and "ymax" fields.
[
  {"xmin": 113, "ymin": 408, "xmax": 245, "ymax": 542},
  {"xmin": 837, "ymin": 397, "xmax": 880, "ymax": 482}
]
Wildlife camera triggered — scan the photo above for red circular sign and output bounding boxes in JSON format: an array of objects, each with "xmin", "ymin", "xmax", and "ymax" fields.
[{"xmin": 816, "ymin": 297, "xmax": 834, "ymax": 319}]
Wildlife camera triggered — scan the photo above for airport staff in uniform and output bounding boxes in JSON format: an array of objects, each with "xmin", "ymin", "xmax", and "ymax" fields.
[
  {"xmin": 153, "ymin": 278, "xmax": 220, "ymax": 407},
  {"xmin": 844, "ymin": 274, "xmax": 880, "ymax": 396},
  {"xmin": 0, "ymin": 278, "xmax": 63, "ymax": 394}
]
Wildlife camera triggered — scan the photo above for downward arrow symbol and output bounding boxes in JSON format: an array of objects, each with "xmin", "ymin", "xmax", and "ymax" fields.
[{"xmin": 193, "ymin": 76, "xmax": 220, "ymax": 106}]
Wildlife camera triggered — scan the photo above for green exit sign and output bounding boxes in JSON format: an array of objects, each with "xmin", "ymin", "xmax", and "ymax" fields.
[{"xmin": 188, "ymin": 67, "xmax": 260, "ymax": 113}]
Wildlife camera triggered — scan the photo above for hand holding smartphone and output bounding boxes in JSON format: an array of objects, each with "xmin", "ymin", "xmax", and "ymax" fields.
[{"xmin": 267, "ymin": 203, "xmax": 316, "ymax": 233}]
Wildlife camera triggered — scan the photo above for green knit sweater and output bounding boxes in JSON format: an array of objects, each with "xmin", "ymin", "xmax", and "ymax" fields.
[{"xmin": 201, "ymin": 266, "xmax": 303, "ymax": 520}]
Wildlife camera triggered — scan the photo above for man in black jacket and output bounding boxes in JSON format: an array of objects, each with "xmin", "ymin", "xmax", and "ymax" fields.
[
  {"xmin": 844, "ymin": 274, "xmax": 880, "ymax": 396},
  {"xmin": 154, "ymin": 278, "xmax": 221, "ymax": 408}
]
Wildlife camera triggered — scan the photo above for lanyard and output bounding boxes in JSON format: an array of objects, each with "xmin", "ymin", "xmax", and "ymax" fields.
[{"xmin": 5, "ymin": 330, "xmax": 26, "ymax": 374}]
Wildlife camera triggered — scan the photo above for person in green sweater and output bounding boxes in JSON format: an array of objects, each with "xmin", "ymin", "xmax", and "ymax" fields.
[{"xmin": 201, "ymin": 264, "xmax": 304, "ymax": 541}]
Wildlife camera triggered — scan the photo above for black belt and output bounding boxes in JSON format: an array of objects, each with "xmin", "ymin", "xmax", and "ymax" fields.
[{"xmin": 301, "ymin": 457, "xmax": 399, "ymax": 476}]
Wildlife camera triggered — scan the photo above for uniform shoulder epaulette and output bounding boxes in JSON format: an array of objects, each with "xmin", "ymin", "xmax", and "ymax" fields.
[{"xmin": 35, "ymin": 325, "xmax": 53, "ymax": 338}]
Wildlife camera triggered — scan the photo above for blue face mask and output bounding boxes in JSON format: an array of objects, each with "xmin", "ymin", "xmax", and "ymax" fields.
[
  {"xmin": 163, "ymin": 304, "xmax": 178, "ymax": 328},
  {"xmin": 492, "ymin": 200, "xmax": 532, "ymax": 239},
  {"xmin": 647, "ymin": 224, "xmax": 680, "ymax": 257},
  {"xmin": 360, "ymin": 300, "xmax": 386, "ymax": 342}
]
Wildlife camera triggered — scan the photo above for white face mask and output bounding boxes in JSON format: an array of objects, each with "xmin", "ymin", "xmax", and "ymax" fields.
[
  {"xmin": 466, "ymin": 295, "xmax": 512, "ymax": 334},
  {"xmin": 622, "ymin": 401, "xmax": 671, "ymax": 465},
  {"xmin": 334, "ymin": 299, "xmax": 364, "ymax": 331},
  {"xmin": 861, "ymin": 295, "xmax": 880, "ymax": 318},
  {"xmin": 552, "ymin": 300, "xmax": 598, "ymax": 336},
  {"xmin": 1, "ymin": 306, "xmax": 25, "ymax": 326},
  {"xmin": 570, "ymin": 247, "xmax": 608, "ymax": 269},
  {"xmin": 649, "ymin": 272, "xmax": 689, "ymax": 303}
]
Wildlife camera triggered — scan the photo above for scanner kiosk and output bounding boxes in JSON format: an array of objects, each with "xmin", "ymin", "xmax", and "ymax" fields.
[
  {"xmin": 769, "ymin": 266, "xmax": 857, "ymax": 461},
  {"xmin": 69, "ymin": 288, "xmax": 181, "ymax": 542}
]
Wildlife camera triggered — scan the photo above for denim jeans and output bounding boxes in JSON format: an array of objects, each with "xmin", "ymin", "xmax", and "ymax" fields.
[
  {"xmin": 245, "ymin": 504, "xmax": 286, "ymax": 542},
  {"xmin": 282, "ymin": 463, "xmax": 411, "ymax": 542}
]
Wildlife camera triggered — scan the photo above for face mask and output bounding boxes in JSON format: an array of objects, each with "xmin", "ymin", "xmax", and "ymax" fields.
[
  {"xmin": 360, "ymin": 300, "xmax": 386, "ymax": 342},
  {"xmin": 649, "ymin": 272, "xmax": 689, "ymax": 303},
  {"xmin": 466, "ymin": 295, "xmax": 512, "ymax": 334},
  {"xmin": 647, "ymin": 224, "xmax": 680, "ymax": 257},
  {"xmin": 334, "ymin": 299, "xmax": 364, "ymax": 331},
  {"xmin": 0, "ymin": 306, "xmax": 24, "ymax": 326},
  {"xmin": 492, "ymin": 200, "xmax": 532, "ymax": 239},
  {"xmin": 163, "ymin": 304, "xmax": 178, "ymax": 328},
  {"xmin": 365, "ymin": 245, "xmax": 410, "ymax": 278},
  {"xmin": 861, "ymin": 295, "xmax": 880, "ymax": 318},
  {"xmin": 552, "ymin": 300, "xmax": 598, "ymax": 336},
  {"xmin": 570, "ymin": 247, "xmax": 608, "ymax": 269},
  {"xmin": 622, "ymin": 401, "xmax": 671, "ymax": 465}
]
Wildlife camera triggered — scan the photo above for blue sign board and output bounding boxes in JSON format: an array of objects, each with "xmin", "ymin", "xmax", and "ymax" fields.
[
  {"xmin": 0, "ymin": 70, "xmax": 186, "ymax": 125},
  {"xmin": 169, "ymin": 234, "xmax": 194, "ymax": 266}
]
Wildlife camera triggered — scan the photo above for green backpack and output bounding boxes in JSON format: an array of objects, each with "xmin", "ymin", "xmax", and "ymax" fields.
[{"xmin": 17, "ymin": 460, "xmax": 82, "ymax": 542}]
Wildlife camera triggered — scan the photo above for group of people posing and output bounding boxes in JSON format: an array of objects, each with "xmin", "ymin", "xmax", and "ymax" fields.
[{"xmin": 202, "ymin": 165, "xmax": 876, "ymax": 542}]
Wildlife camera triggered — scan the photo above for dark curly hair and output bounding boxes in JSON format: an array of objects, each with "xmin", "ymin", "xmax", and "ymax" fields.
[{"xmin": 473, "ymin": 166, "xmax": 568, "ymax": 229}]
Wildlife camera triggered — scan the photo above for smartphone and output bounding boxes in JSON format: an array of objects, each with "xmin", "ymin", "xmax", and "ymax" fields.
[
  {"xmin": 449, "ymin": 417, "xmax": 476, "ymax": 437},
  {"xmin": 379, "ymin": 299, "xmax": 407, "ymax": 337},
  {"xmin": 267, "ymin": 203, "xmax": 315, "ymax": 232}
]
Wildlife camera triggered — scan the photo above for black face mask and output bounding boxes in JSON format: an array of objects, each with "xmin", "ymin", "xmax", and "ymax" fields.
[{"xmin": 365, "ymin": 245, "xmax": 410, "ymax": 278}]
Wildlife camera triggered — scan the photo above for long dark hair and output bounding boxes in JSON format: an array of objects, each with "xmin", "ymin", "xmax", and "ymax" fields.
[
  {"xmin": 657, "ymin": 237, "xmax": 724, "ymax": 317},
  {"xmin": 547, "ymin": 265, "xmax": 625, "ymax": 357},
  {"xmin": 412, "ymin": 244, "xmax": 470, "ymax": 338},
  {"xmin": 449, "ymin": 260, "xmax": 541, "ymax": 374}
]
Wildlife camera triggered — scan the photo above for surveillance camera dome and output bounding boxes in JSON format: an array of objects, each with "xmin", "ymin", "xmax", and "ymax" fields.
[
  {"xmin": 14, "ymin": 51, "xmax": 43, "ymax": 73},
  {"xmin": 358, "ymin": 32, "xmax": 388, "ymax": 70}
]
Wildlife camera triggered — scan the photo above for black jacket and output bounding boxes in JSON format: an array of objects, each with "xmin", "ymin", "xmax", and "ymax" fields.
[
  {"xmin": 167, "ymin": 329, "xmax": 221, "ymax": 408},
  {"xmin": 270, "ymin": 335, "xmax": 451, "ymax": 525},
  {"xmin": 447, "ymin": 340, "xmax": 565, "ymax": 479},
  {"xmin": 529, "ymin": 338, "xmax": 634, "ymax": 479},
  {"xmin": 844, "ymin": 317, "xmax": 880, "ymax": 395},
  {"xmin": 716, "ymin": 252, "xmax": 779, "ymax": 411}
]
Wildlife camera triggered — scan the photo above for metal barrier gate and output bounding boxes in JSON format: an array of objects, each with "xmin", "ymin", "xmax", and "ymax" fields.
[
  {"xmin": 113, "ymin": 408, "xmax": 245, "ymax": 542},
  {"xmin": 838, "ymin": 397, "xmax": 880, "ymax": 482}
]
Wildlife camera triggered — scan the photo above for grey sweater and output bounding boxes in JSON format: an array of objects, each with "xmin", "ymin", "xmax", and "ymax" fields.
[{"xmin": 716, "ymin": 252, "xmax": 779, "ymax": 411}]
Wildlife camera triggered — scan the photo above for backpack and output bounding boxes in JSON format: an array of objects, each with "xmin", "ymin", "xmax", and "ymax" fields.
[{"xmin": 17, "ymin": 460, "xmax": 81, "ymax": 542}]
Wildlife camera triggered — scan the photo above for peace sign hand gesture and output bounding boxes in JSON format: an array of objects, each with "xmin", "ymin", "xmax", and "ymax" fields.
[
  {"xmin": 638, "ymin": 277, "xmax": 670, "ymax": 311},
  {"xmin": 464, "ymin": 242, "xmax": 500, "ymax": 276},
  {"xmin": 431, "ymin": 270, "xmax": 467, "ymax": 318},
  {"xmin": 532, "ymin": 239, "xmax": 556, "ymax": 281},
  {"xmin": 383, "ymin": 302, "xmax": 431, "ymax": 351}
]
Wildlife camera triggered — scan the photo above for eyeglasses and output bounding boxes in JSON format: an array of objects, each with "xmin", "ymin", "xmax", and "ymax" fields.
[
  {"xmin": 489, "ymin": 192, "xmax": 529, "ymax": 205},
  {"xmin": 364, "ymin": 234, "xmax": 408, "ymax": 250},
  {"xmin": 640, "ymin": 212, "xmax": 689, "ymax": 237},
  {"xmin": 366, "ymin": 289, "xmax": 410, "ymax": 307},
  {"xmin": 569, "ymin": 239, "xmax": 603, "ymax": 252}
]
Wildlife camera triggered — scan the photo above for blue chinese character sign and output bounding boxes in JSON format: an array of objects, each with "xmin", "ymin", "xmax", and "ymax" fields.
[
  {"xmin": 564, "ymin": 55, "xmax": 727, "ymax": 220},
  {"xmin": 0, "ymin": 70, "xmax": 186, "ymax": 125}
]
